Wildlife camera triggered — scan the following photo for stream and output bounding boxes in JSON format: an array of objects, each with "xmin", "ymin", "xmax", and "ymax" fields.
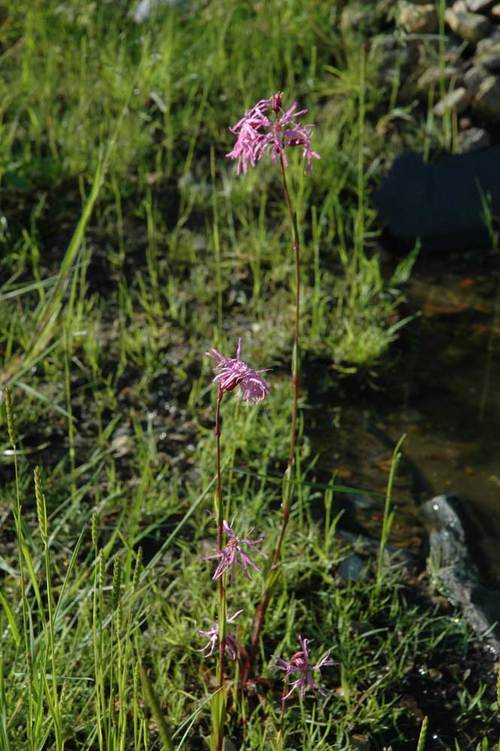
[{"xmin": 310, "ymin": 248, "xmax": 500, "ymax": 585}]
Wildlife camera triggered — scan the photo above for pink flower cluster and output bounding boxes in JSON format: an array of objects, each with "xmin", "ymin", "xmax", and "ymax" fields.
[
  {"xmin": 273, "ymin": 635, "xmax": 334, "ymax": 701},
  {"xmin": 226, "ymin": 92, "xmax": 320, "ymax": 175},
  {"xmin": 206, "ymin": 338, "xmax": 270, "ymax": 403},
  {"xmin": 206, "ymin": 520, "xmax": 264, "ymax": 580}
]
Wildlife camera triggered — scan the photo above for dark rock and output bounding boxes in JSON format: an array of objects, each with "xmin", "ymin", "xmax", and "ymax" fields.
[
  {"xmin": 374, "ymin": 148, "xmax": 500, "ymax": 251},
  {"xmin": 420, "ymin": 495, "xmax": 500, "ymax": 654},
  {"xmin": 338, "ymin": 529, "xmax": 421, "ymax": 574},
  {"xmin": 337, "ymin": 553, "xmax": 367, "ymax": 582}
]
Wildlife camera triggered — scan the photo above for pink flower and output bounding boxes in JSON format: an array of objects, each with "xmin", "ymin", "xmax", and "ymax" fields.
[
  {"xmin": 198, "ymin": 609, "xmax": 243, "ymax": 661},
  {"xmin": 206, "ymin": 521, "xmax": 265, "ymax": 580},
  {"xmin": 206, "ymin": 338, "xmax": 270, "ymax": 403},
  {"xmin": 272, "ymin": 635, "xmax": 335, "ymax": 701},
  {"xmin": 226, "ymin": 92, "xmax": 320, "ymax": 175}
]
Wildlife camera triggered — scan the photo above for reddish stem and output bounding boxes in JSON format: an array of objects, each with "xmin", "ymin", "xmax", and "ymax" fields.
[
  {"xmin": 215, "ymin": 387, "xmax": 226, "ymax": 751},
  {"xmin": 243, "ymin": 151, "xmax": 301, "ymax": 683}
]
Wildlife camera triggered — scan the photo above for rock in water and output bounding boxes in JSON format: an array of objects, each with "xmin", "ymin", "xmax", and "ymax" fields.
[
  {"xmin": 374, "ymin": 148, "xmax": 500, "ymax": 251},
  {"xmin": 420, "ymin": 495, "xmax": 500, "ymax": 654}
]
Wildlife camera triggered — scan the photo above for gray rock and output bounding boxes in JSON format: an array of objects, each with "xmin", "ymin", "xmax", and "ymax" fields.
[
  {"xmin": 472, "ymin": 74, "xmax": 500, "ymax": 119},
  {"xmin": 466, "ymin": 0, "xmax": 495, "ymax": 12},
  {"xmin": 458, "ymin": 126, "xmax": 491, "ymax": 151},
  {"xmin": 464, "ymin": 63, "xmax": 490, "ymax": 93},
  {"xmin": 421, "ymin": 495, "xmax": 500, "ymax": 654},
  {"xmin": 445, "ymin": 9, "xmax": 491, "ymax": 42},
  {"xmin": 398, "ymin": 1, "xmax": 438, "ymax": 33},
  {"xmin": 337, "ymin": 553, "xmax": 367, "ymax": 582},
  {"xmin": 491, "ymin": 3, "xmax": 500, "ymax": 18},
  {"xmin": 433, "ymin": 86, "xmax": 470, "ymax": 115}
]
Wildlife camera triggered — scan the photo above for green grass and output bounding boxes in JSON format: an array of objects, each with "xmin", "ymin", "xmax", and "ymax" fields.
[{"xmin": 0, "ymin": 1, "xmax": 499, "ymax": 749}]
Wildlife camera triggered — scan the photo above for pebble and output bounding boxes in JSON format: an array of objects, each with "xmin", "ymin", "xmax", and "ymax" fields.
[
  {"xmin": 398, "ymin": 1, "xmax": 438, "ymax": 33},
  {"xmin": 458, "ymin": 126, "xmax": 491, "ymax": 151},
  {"xmin": 433, "ymin": 86, "xmax": 470, "ymax": 115},
  {"xmin": 491, "ymin": 4, "xmax": 500, "ymax": 18},
  {"xmin": 445, "ymin": 9, "xmax": 492, "ymax": 42}
]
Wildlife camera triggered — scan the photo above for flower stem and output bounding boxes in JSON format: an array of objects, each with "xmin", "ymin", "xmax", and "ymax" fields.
[
  {"xmin": 214, "ymin": 387, "xmax": 226, "ymax": 751},
  {"xmin": 244, "ymin": 153, "xmax": 301, "ymax": 682}
]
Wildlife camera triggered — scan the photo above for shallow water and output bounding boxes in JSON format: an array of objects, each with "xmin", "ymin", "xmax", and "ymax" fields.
[{"xmin": 310, "ymin": 250, "xmax": 500, "ymax": 582}]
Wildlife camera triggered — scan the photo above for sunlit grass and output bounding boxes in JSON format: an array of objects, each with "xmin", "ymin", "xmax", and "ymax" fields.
[{"xmin": 0, "ymin": 1, "xmax": 498, "ymax": 749}]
